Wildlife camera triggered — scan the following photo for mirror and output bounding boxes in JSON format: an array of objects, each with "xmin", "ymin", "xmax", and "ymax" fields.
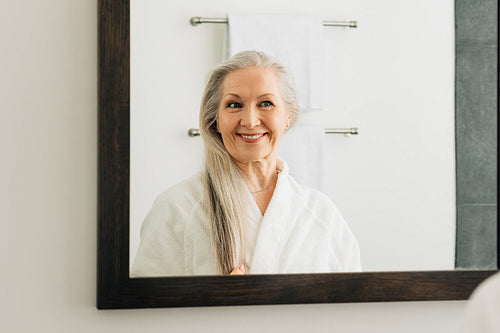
[
  {"xmin": 98, "ymin": 0, "xmax": 498, "ymax": 308},
  {"xmin": 130, "ymin": 0, "xmax": 496, "ymax": 274}
]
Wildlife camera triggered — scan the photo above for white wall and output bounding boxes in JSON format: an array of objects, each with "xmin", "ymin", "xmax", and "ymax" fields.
[
  {"xmin": 0, "ymin": 0, "xmax": 470, "ymax": 332},
  {"xmin": 130, "ymin": 0, "xmax": 456, "ymax": 271}
]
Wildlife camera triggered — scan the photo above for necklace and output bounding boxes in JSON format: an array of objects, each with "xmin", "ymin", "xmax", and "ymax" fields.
[{"xmin": 250, "ymin": 170, "xmax": 279, "ymax": 194}]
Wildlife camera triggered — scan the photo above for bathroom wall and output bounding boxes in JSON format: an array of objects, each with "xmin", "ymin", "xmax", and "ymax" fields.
[
  {"xmin": 455, "ymin": 0, "xmax": 498, "ymax": 269},
  {"xmin": 0, "ymin": 0, "xmax": 480, "ymax": 332}
]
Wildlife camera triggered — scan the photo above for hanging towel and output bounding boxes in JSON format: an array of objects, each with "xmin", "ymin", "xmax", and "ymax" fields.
[
  {"xmin": 278, "ymin": 124, "xmax": 325, "ymax": 192},
  {"xmin": 225, "ymin": 13, "xmax": 324, "ymax": 112}
]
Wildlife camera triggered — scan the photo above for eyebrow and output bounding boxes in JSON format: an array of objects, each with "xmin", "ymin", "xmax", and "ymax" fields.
[
  {"xmin": 222, "ymin": 93, "xmax": 241, "ymax": 99},
  {"xmin": 222, "ymin": 93, "xmax": 276, "ymax": 99},
  {"xmin": 257, "ymin": 94, "xmax": 276, "ymax": 99}
]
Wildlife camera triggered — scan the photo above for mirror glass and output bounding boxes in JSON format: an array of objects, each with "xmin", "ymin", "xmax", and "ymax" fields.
[{"xmin": 129, "ymin": 0, "xmax": 497, "ymax": 275}]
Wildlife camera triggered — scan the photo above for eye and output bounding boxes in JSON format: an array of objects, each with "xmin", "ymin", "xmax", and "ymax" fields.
[
  {"xmin": 260, "ymin": 101, "xmax": 273, "ymax": 107},
  {"xmin": 227, "ymin": 102, "xmax": 242, "ymax": 109}
]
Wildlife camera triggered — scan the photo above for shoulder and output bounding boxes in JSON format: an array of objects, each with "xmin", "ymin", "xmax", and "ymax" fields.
[
  {"xmin": 131, "ymin": 172, "xmax": 209, "ymax": 277},
  {"xmin": 279, "ymin": 173, "xmax": 348, "ymax": 236},
  {"xmin": 140, "ymin": 172, "xmax": 204, "ymax": 235},
  {"xmin": 151, "ymin": 172, "xmax": 204, "ymax": 215},
  {"xmin": 277, "ymin": 159, "xmax": 338, "ymax": 216},
  {"xmin": 285, "ymin": 174, "xmax": 339, "ymax": 219},
  {"xmin": 137, "ymin": 172, "xmax": 206, "ymax": 246},
  {"xmin": 281, "ymin": 173, "xmax": 362, "ymax": 272}
]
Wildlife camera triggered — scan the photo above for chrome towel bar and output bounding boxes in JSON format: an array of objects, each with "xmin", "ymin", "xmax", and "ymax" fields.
[
  {"xmin": 188, "ymin": 128, "xmax": 358, "ymax": 137},
  {"xmin": 190, "ymin": 17, "xmax": 357, "ymax": 28}
]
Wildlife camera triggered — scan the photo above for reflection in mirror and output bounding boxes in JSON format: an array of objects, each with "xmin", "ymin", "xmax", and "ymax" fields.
[
  {"xmin": 131, "ymin": 50, "xmax": 363, "ymax": 277},
  {"xmin": 129, "ymin": 0, "xmax": 497, "ymax": 276}
]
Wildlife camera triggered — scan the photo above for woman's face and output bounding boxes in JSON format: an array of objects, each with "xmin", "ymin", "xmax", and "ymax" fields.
[{"xmin": 217, "ymin": 66, "xmax": 291, "ymax": 165}]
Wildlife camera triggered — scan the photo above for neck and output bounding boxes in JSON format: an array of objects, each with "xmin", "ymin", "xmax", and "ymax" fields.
[
  {"xmin": 235, "ymin": 158, "xmax": 278, "ymax": 194},
  {"xmin": 249, "ymin": 171, "xmax": 278, "ymax": 193}
]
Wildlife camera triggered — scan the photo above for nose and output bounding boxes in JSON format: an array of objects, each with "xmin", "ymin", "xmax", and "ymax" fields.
[{"xmin": 240, "ymin": 105, "xmax": 261, "ymax": 129}]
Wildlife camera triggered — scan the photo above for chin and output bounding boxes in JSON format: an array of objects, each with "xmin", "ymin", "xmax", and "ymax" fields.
[{"xmin": 233, "ymin": 153, "xmax": 273, "ymax": 164}]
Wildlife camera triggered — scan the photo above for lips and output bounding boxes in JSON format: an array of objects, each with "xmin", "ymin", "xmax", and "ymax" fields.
[
  {"xmin": 237, "ymin": 132, "xmax": 267, "ymax": 142},
  {"xmin": 240, "ymin": 133, "xmax": 265, "ymax": 139}
]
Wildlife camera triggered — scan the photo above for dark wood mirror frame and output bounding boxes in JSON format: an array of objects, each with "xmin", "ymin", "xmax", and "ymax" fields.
[{"xmin": 97, "ymin": 0, "xmax": 499, "ymax": 309}]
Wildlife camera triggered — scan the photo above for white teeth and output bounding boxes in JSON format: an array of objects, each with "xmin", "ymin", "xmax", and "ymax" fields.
[{"xmin": 240, "ymin": 134, "xmax": 264, "ymax": 139}]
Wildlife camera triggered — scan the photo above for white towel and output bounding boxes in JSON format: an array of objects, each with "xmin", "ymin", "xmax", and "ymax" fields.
[
  {"xmin": 225, "ymin": 13, "xmax": 324, "ymax": 112},
  {"xmin": 278, "ymin": 124, "xmax": 325, "ymax": 191}
]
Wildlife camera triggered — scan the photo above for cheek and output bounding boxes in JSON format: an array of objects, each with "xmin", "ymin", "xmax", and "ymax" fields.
[
  {"xmin": 274, "ymin": 113, "xmax": 290, "ymax": 131},
  {"xmin": 267, "ymin": 118, "xmax": 287, "ymax": 142},
  {"xmin": 217, "ymin": 113, "xmax": 236, "ymax": 135}
]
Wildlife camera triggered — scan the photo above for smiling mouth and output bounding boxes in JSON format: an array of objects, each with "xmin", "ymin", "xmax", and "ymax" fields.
[
  {"xmin": 239, "ymin": 133, "xmax": 266, "ymax": 139},
  {"xmin": 236, "ymin": 133, "xmax": 268, "ymax": 143}
]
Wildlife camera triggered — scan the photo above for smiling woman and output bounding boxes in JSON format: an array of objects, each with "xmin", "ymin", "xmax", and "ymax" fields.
[{"xmin": 131, "ymin": 51, "xmax": 361, "ymax": 277}]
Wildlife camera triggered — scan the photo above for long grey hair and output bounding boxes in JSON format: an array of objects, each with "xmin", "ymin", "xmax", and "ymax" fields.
[{"xmin": 199, "ymin": 50, "xmax": 300, "ymax": 274}]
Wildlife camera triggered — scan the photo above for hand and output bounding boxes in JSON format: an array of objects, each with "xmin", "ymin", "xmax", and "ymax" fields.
[{"xmin": 229, "ymin": 264, "xmax": 245, "ymax": 275}]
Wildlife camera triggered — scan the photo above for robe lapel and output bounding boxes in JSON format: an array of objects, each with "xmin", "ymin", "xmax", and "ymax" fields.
[{"xmin": 249, "ymin": 171, "xmax": 292, "ymax": 274}]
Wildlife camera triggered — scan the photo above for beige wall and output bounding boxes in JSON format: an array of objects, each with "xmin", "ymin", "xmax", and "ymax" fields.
[{"xmin": 0, "ymin": 1, "xmax": 468, "ymax": 331}]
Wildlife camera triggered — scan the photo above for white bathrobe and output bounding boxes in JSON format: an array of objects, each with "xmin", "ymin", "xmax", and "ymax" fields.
[{"xmin": 131, "ymin": 160, "xmax": 361, "ymax": 277}]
